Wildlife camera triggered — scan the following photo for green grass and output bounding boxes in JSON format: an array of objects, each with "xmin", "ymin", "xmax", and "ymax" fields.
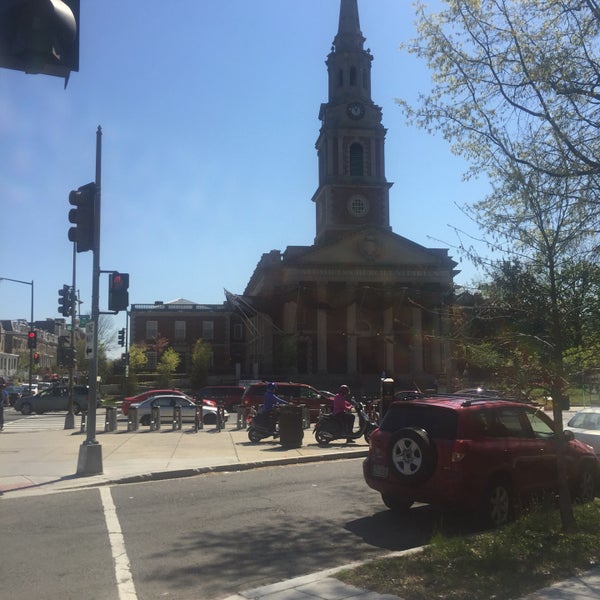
[{"xmin": 336, "ymin": 501, "xmax": 600, "ymax": 600}]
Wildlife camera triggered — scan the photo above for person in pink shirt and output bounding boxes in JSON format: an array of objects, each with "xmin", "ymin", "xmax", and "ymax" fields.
[{"xmin": 332, "ymin": 384, "xmax": 355, "ymax": 443}]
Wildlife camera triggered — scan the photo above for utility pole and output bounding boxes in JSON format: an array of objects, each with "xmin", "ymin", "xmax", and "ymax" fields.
[{"xmin": 76, "ymin": 126, "xmax": 103, "ymax": 475}]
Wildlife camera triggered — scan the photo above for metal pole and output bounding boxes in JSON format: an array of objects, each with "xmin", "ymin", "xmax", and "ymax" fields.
[
  {"xmin": 64, "ymin": 243, "xmax": 76, "ymax": 429},
  {"xmin": 77, "ymin": 126, "xmax": 103, "ymax": 476},
  {"xmin": 29, "ymin": 280, "xmax": 34, "ymax": 393}
]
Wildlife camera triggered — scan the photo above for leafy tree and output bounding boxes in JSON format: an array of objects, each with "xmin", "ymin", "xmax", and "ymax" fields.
[
  {"xmin": 128, "ymin": 344, "xmax": 147, "ymax": 372},
  {"xmin": 190, "ymin": 338, "xmax": 212, "ymax": 388},
  {"xmin": 156, "ymin": 347, "xmax": 180, "ymax": 388},
  {"xmin": 125, "ymin": 344, "xmax": 147, "ymax": 395},
  {"xmin": 402, "ymin": 0, "xmax": 600, "ymax": 530}
]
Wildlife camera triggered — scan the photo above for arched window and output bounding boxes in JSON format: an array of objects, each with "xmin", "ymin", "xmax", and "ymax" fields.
[
  {"xmin": 350, "ymin": 67, "xmax": 357, "ymax": 85},
  {"xmin": 350, "ymin": 143, "xmax": 363, "ymax": 175}
]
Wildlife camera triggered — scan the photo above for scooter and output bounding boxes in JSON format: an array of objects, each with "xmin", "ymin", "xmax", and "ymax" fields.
[
  {"xmin": 247, "ymin": 409, "xmax": 279, "ymax": 443},
  {"xmin": 313, "ymin": 397, "xmax": 378, "ymax": 446}
]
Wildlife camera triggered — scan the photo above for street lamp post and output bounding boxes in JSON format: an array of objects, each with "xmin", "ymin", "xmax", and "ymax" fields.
[{"xmin": 0, "ymin": 277, "xmax": 34, "ymax": 390}]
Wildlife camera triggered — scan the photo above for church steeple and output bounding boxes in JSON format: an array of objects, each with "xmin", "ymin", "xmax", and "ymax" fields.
[
  {"xmin": 312, "ymin": 0, "xmax": 392, "ymax": 245},
  {"xmin": 334, "ymin": 0, "xmax": 363, "ymax": 52}
]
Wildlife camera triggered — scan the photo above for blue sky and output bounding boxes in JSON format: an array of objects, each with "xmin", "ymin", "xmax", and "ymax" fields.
[{"xmin": 1, "ymin": 0, "xmax": 489, "ymax": 346}]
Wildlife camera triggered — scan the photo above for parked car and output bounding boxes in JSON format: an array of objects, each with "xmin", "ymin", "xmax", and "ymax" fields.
[
  {"xmin": 130, "ymin": 395, "xmax": 227, "ymax": 426},
  {"xmin": 194, "ymin": 385, "xmax": 245, "ymax": 411},
  {"xmin": 566, "ymin": 407, "xmax": 600, "ymax": 457},
  {"xmin": 242, "ymin": 382, "xmax": 331, "ymax": 421},
  {"xmin": 363, "ymin": 396, "xmax": 599, "ymax": 527},
  {"xmin": 121, "ymin": 389, "xmax": 188, "ymax": 416},
  {"xmin": 14, "ymin": 385, "xmax": 100, "ymax": 415},
  {"xmin": 3, "ymin": 385, "xmax": 25, "ymax": 406}
]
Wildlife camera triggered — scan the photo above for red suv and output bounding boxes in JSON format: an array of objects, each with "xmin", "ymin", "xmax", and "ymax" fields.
[{"xmin": 363, "ymin": 396, "xmax": 599, "ymax": 526}]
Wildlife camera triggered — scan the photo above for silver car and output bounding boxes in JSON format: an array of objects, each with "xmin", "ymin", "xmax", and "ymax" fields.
[
  {"xmin": 566, "ymin": 407, "xmax": 600, "ymax": 457},
  {"xmin": 130, "ymin": 395, "xmax": 228, "ymax": 426}
]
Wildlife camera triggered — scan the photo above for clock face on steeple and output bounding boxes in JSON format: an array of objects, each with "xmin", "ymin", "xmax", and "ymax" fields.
[{"xmin": 347, "ymin": 102, "xmax": 365, "ymax": 120}]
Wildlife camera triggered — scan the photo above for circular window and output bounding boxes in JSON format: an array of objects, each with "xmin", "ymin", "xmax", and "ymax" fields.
[{"xmin": 348, "ymin": 196, "xmax": 369, "ymax": 217}]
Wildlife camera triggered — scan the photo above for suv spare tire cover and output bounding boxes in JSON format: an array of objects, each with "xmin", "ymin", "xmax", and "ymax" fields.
[{"xmin": 388, "ymin": 427, "xmax": 436, "ymax": 484}]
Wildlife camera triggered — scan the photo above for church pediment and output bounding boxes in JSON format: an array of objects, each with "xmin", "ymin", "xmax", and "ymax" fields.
[{"xmin": 284, "ymin": 229, "xmax": 456, "ymax": 271}]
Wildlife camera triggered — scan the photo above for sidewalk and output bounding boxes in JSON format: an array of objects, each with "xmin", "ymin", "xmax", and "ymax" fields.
[
  {"xmin": 1, "ymin": 415, "xmax": 599, "ymax": 600},
  {"xmin": 0, "ymin": 416, "xmax": 368, "ymax": 496}
]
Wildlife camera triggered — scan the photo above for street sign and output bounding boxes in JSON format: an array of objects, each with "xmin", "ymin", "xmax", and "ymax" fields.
[{"xmin": 85, "ymin": 321, "xmax": 95, "ymax": 359}]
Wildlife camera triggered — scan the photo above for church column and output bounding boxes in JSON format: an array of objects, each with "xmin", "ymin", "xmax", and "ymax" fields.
[
  {"xmin": 282, "ymin": 301, "xmax": 297, "ymax": 334},
  {"xmin": 346, "ymin": 300, "xmax": 357, "ymax": 374},
  {"xmin": 317, "ymin": 284, "xmax": 328, "ymax": 373},
  {"xmin": 384, "ymin": 305, "xmax": 394, "ymax": 375},
  {"xmin": 411, "ymin": 306, "xmax": 423, "ymax": 373}
]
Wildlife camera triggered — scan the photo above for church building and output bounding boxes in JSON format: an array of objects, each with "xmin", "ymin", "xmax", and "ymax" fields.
[{"xmin": 237, "ymin": 0, "xmax": 458, "ymax": 392}]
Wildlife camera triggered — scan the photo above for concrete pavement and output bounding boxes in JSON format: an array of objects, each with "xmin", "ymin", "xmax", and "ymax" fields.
[{"xmin": 0, "ymin": 411, "xmax": 598, "ymax": 600}]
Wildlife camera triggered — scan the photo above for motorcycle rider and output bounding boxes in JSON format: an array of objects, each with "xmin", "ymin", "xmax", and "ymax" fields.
[
  {"xmin": 261, "ymin": 382, "xmax": 289, "ymax": 433},
  {"xmin": 332, "ymin": 384, "xmax": 355, "ymax": 443}
]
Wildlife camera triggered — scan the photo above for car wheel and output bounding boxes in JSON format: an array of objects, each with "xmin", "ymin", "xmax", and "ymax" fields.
[
  {"xmin": 483, "ymin": 477, "xmax": 513, "ymax": 528},
  {"xmin": 382, "ymin": 493, "xmax": 414, "ymax": 513},
  {"xmin": 73, "ymin": 404, "xmax": 81, "ymax": 415},
  {"xmin": 20, "ymin": 403, "xmax": 32, "ymax": 415},
  {"xmin": 388, "ymin": 427, "xmax": 436, "ymax": 483},
  {"xmin": 140, "ymin": 415, "xmax": 151, "ymax": 426},
  {"xmin": 574, "ymin": 463, "xmax": 596, "ymax": 504},
  {"xmin": 315, "ymin": 429, "xmax": 332, "ymax": 446}
]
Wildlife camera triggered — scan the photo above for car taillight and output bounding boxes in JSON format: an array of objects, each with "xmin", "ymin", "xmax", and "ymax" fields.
[{"xmin": 451, "ymin": 440, "xmax": 470, "ymax": 463}]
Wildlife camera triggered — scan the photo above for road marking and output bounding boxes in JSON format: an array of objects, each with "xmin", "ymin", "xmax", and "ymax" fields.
[
  {"xmin": 100, "ymin": 487, "xmax": 138, "ymax": 600},
  {"xmin": 3, "ymin": 414, "xmax": 72, "ymax": 431}
]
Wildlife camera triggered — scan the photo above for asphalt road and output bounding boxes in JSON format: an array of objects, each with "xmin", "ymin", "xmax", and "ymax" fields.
[{"xmin": 0, "ymin": 458, "xmax": 478, "ymax": 600}]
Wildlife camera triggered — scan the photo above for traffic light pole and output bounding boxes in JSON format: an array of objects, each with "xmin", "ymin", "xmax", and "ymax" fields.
[
  {"xmin": 76, "ymin": 126, "xmax": 103, "ymax": 476},
  {"xmin": 64, "ymin": 242, "xmax": 76, "ymax": 430}
]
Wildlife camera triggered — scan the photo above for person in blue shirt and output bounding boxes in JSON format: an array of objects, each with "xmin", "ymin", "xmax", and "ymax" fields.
[{"xmin": 262, "ymin": 382, "xmax": 288, "ymax": 432}]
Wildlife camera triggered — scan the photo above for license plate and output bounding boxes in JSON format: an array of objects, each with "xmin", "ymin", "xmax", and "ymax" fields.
[{"xmin": 372, "ymin": 464, "xmax": 388, "ymax": 478}]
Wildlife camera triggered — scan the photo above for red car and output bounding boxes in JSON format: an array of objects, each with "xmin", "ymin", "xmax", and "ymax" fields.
[
  {"xmin": 121, "ymin": 389, "xmax": 216, "ymax": 415},
  {"xmin": 194, "ymin": 385, "xmax": 245, "ymax": 411},
  {"xmin": 363, "ymin": 396, "xmax": 599, "ymax": 527}
]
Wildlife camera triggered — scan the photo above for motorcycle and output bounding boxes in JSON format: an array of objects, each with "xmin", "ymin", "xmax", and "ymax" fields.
[
  {"xmin": 313, "ymin": 397, "xmax": 378, "ymax": 446},
  {"xmin": 247, "ymin": 409, "xmax": 279, "ymax": 443}
]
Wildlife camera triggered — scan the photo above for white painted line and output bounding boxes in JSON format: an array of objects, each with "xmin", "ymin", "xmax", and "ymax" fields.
[{"xmin": 100, "ymin": 487, "xmax": 138, "ymax": 600}]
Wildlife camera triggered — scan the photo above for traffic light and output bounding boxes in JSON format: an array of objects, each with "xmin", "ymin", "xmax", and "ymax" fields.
[
  {"xmin": 33, "ymin": 352, "xmax": 40, "ymax": 364},
  {"xmin": 68, "ymin": 181, "xmax": 96, "ymax": 252},
  {"xmin": 118, "ymin": 328, "xmax": 125, "ymax": 347},
  {"xmin": 0, "ymin": 0, "xmax": 80, "ymax": 84},
  {"xmin": 27, "ymin": 330, "xmax": 37, "ymax": 349},
  {"xmin": 58, "ymin": 284, "xmax": 72, "ymax": 317},
  {"xmin": 108, "ymin": 272, "xmax": 129, "ymax": 312},
  {"xmin": 58, "ymin": 346, "xmax": 74, "ymax": 368}
]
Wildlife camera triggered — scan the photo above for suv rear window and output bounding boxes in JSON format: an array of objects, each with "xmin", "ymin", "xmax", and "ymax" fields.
[{"xmin": 380, "ymin": 404, "xmax": 458, "ymax": 440}]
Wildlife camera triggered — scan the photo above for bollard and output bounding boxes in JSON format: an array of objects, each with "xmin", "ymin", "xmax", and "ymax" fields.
[
  {"xmin": 194, "ymin": 405, "xmax": 203, "ymax": 432},
  {"xmin": 150, "ymin": 405, "xmax": 161, "ymax": 431},
  {"xmin": 172, "ymin": 404, "xmax": 182, "ymax": 430},
  {"xmin": 105, "ymin": 406, "xmax": 118, "ymax": 432},
  {"xmin": 80, "ymin": 411, "xmax": 87, "ymax": 433},
  {"xmin": 236, "ymin": 406, "xmax": 247, "ymax": 430},
  {"xmin": 128, "ymin": 405, "xmax": 139, "ymax": 431},
  {"xmin": 301, "ymin": 405, "xmax": 310, "ymax": 429},
  {"xmin": 215, "ymin": 403, "xmax": 225, "ymax": 432}
]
